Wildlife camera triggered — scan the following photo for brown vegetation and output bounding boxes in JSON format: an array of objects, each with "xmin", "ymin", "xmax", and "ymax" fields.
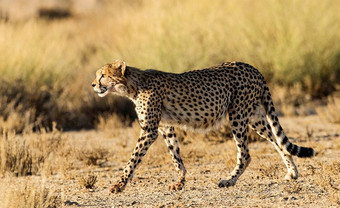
[
  {"xmin": 317, "ymin": 96, "xmax": 340, "ymax": 124},
  {"xmin": 0, "ymin": 0, "xmax": 339, "ymax": 207},
  {"xmin": 0, "ymin": 0, "xmax": 340, "ymax": 132},
  {"xmin": 0, "ymin": 125, "xmax": 67, "ymax": 177},
  {"xmin": 77, "ymin": 173, "xmax": 98, "ymax": 190},
  {"xmin": 1, "ymin": 178, "xmax": 62, "ymax": 208},
  {"xmin": 0, "ymin": 115, "xmax": 338, "ymax": 207}
]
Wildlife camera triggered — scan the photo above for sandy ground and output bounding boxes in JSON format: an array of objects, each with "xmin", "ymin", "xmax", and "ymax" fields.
[{"xmin": 0, "ymin": 115, "xmax": 339, "ymax": 207}]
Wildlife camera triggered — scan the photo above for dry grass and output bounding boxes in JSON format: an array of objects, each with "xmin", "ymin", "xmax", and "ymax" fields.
[
  {"xmin": 0, "ymin": 1, "xmax": 339, "ymax": 205},
  {"xmin": 77, "ymin": 173, "xmax": 98, "ymax": 190},
  {"xmin": 0, "ymin": 115, "xmax": 338, "ymax": 207},
  {"xmin": 95, "ymin": 114, "xmax": 132, "ymax": 137},
  {"xmin": 0, "ymin": 0, "xmax": 339, "ymax": 131},
  {"xmin": 76, "ymin": 146, "xmax": 109, "ymax": 166},
  {"xmin": 176, "ymin": 124, "xmax": 262, "ymax": 145},
  {"xmin": 1, "ymin": 178, "xmax": 62, "ymax": 208},
  {"xmin": 317, "ymin": 96, "xmax": 340, "ymax": 124},
  {"xmin": 0, "ymin": 125, "xmax": 68, "ymax": 176}
]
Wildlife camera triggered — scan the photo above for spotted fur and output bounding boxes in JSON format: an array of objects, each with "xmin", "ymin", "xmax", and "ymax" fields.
[{"xmin": 92, "ymin": 60, "xmax": 316, "ymax": 193}]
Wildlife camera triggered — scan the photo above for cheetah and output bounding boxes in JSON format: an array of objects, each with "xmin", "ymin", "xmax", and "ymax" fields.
[{"xmin": 92, "ymin": 60, "xmax": 316, "ymax": 193}]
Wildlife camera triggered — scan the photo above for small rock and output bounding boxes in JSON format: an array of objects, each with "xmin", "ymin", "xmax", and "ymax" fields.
[
  {"xmin": 291, "ymin": 196, "xmax": 298, "ymax": 200},
  {"xmin": 64, "ymin": 200, "xmax": 80, "ymax": 206}
]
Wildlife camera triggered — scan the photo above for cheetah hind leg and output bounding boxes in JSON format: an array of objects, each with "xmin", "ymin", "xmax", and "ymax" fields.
[
  {"xmin": 218, "ymin": 118, "xmax": 251, "ymax": 188},
  {"xmin": 159, "ymin": 126, "xmax": 187, "ymax": 190},
  {"xmin": 249, "ymin": 105, "xmax": 298, "ymax": 180}
]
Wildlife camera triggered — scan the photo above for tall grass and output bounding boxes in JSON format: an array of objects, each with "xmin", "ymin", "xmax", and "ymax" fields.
[{"xmin": 0, "ymin": 0, "xmax": 339, "ymax": 131}]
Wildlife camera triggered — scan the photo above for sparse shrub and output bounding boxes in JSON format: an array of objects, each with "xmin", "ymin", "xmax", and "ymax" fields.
[
  {"xmin": 0, "ymin": 131, "xmax": 33, "ymax": 176},
  {"xmin": 78, "ymin": 173, "xmax": 98, "ymax": 189},
  {"xmin": 0, "ymin": 126, "xmax": 67, "ymax": 176},
  {"xmin": 76, "ymin": 146, "xmax": 109, "ymax": 166}
]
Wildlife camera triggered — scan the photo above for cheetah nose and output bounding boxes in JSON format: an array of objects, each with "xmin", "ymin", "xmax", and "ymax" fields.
[{"xmin": 92, "ymin": 83, "xmax": 96, "ymax": 88}]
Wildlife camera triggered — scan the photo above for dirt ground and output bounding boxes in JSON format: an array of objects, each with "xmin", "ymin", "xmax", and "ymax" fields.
[{"xmin": 0, "ymin": 115, "xmax": 339, "ymax": 207}]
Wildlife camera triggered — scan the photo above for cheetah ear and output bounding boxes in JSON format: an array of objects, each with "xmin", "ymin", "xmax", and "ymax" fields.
[{"xmin": 114, "ymin": 60, "xmax": 127, "ymax": 76}]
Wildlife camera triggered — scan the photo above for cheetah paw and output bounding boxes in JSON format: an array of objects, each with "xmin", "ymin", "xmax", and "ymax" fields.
[
  {"xmin": 169, "ymin": 181, "xmax": 184, "ymax": 191},
  {"xmin": 218, "ymin": 179, "xmax": 236, "ymax": 188},
  {"xmin": 109, "ymin": 182, "xmax": 126, "ymax": 194},
  {"xmin": 284, "ymin": 172, "xmax": 298, "ymax": 180}
]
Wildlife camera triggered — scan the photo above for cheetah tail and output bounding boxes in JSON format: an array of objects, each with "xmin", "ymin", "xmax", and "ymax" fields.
[{"xmin": 261, "ymin": 86, "xmax": 316, "ymax": 158}]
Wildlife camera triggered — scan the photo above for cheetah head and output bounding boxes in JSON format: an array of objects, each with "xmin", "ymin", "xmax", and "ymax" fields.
[{"xmin": 92, "ymin": 60, "xmax": 128, "ymax": 97}]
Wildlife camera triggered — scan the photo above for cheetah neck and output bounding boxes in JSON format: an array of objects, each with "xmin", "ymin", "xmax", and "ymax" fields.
[{"xmin": 124, "ymin": 66, "xmax": 146, "ymax": 101}]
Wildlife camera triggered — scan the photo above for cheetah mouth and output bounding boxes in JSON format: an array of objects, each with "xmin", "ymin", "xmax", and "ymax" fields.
[{"xmin": 98, "ymin": 87, "xmax": 108, "ymax": 97}]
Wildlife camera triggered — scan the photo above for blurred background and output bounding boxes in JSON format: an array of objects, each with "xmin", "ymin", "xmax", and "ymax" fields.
[{"xmin": 0, "ymin": 0, "xmax": 340, "ymax": 132}]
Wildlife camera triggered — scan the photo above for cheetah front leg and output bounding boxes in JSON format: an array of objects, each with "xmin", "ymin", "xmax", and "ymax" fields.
[
  {"xmin": 110, "ymin": 95, "xmax": 161, "ymax": 193},
  {"xmin": 219, "ymin": 116, "xmax": 251, "ymax": 188},
  {"xmin": 159, "ymin": 126, "xmax": 187, "ymax": 190},
  {"xmin": 110, "ymin": 128, "xmax": 159, "ymax": 193}
]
